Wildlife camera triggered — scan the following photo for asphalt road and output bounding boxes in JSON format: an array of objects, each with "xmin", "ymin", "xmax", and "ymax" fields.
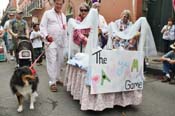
[{"xmin": 0, "ymin": 60, "xmax": 175, "ymax": 116}]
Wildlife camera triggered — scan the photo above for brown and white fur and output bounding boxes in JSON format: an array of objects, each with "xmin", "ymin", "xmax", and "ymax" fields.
[{"xmin": 10, "ymin": 66, "xmax": 39, "ymax": 112}]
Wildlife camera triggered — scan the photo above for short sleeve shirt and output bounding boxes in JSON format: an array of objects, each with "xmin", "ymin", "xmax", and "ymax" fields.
[
  {"xmin": 10, "ymin": 19, "xmax": 27, "ymax": 36},
  {"xmin": 164, "ymin": 50, "xmax": 175, "ymax": 60}
]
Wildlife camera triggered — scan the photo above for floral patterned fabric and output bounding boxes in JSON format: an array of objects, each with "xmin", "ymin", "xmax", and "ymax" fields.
[{"xmin": 64, "ymin": 65, "xmax": 142, "ymax": 111}]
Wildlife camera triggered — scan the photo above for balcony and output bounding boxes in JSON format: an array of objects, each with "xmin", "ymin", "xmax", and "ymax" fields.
[
  {"xmin": 18, "ymin": 0, "xmax": 25, "ymax": 5},
  {"xmin": 28, "ymin": 0, "xmax": 44, "ymax": 13},
  {"xmin": 23, "ymin": 6, "xmax": 32, "ymax": 18}
]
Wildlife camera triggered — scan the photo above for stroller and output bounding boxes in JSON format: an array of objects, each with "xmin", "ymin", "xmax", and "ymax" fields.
[
  {"xmin": 0, "ymin": 39, "xmax": 7, "ymax": 62},
  {"xmin": 16, "ymin": 36, "xmax": 34, "ymax": 67}
]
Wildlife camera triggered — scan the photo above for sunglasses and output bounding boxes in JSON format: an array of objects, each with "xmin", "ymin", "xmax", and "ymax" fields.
[
  {"xmin": 80, "ymin": 9, "xmax": 88, "ymax": 12},
  {"xmin": 123, "ymin": 15, "xmax": 129, "ymax": 19}
]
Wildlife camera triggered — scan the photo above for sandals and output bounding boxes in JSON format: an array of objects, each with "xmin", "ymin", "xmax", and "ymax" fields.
[
  {"xmin": 56, "ymin": 80, "xmax": 63, "ymax": 86},
  {"xmin": 50, "ymin": 84, "xmax": 57, "ymax": 92},
  {"xmin": 50, "ymin": 80, "xmax": 62, "ymax": 92}
]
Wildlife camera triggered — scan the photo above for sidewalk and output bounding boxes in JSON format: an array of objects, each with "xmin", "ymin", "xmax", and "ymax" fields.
[{"xmin": 146, "ymin": 52, "xmax": 163, "ymax": 75}]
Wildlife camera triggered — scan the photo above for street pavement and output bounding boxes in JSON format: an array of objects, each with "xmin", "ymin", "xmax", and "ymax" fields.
[{"xmin": 0, "ymin": 58, "xmax": 175, "ymax": 116}]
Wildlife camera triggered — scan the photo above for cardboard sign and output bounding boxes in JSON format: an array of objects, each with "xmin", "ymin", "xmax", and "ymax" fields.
[{"xmin": 89, "ymin": 49, "xmax": 144, "ymax": 94}]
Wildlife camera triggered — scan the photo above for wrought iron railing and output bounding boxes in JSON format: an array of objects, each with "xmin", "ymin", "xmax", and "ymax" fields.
[
  {"xmin": 28, "ymin": 0, "xmax": 44, "ymax": 13},
  {"xmin": 23, "ymin": 5, "xmax": 32, "ymax": 18}
]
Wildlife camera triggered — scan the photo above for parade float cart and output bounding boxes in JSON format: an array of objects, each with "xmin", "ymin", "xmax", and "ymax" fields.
[
  {"xmin": 64, "ymin": 8, "xmax": 157, "ymax": 111},
  {"xmin": 64, "ymin": 50, "xmax": 143, "ymax": 111}
]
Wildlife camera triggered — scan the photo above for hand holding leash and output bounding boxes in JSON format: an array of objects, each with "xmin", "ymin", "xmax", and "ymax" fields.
[
  {"xmin": 30, "ymin": 41, "xmax": 52, "ymax": 69},
  {"xmin": 46, "ymin": 35, "xmax": 53, "ymax": 42}
]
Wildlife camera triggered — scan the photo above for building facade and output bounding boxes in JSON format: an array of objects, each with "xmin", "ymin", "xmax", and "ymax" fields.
[
  {"xmin": 0, "ymin": 0, "xmax": 17, "ymax": 25},
  {"xmin": 143, "ymin": 0, "xmax": 175, "ymax": 52},
  {"xmin": 61, "ymin": 0, "xmax": 142, "ymax": 23},
  {"xmin": 16, "ymin": 0, "xmax": 142, "ymax": 28},
  {"xmin": 2, "ymin": 0, "xmax": 175, "ymax": 52}
]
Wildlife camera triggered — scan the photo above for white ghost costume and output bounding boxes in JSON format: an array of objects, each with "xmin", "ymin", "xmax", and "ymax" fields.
[{"xmin": 106, "ymin": 17, "xmax": 157, "ymax": 57}]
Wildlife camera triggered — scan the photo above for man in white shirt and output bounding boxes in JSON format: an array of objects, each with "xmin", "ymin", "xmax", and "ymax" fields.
[{"xmin": 40, "ymin": 0, "xmax": 67, "ymax": 92}]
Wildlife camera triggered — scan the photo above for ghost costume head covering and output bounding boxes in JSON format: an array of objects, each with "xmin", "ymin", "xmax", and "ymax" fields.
[
  {"xmin": 92, "ymin": 0, "xmax": 101, "ymax": 3},
  {"xmin": 170, "ymin": 42, "xmax": 175, "ymax": 50},
  {"xmin": 92, "ymin": 0, "xmax": 101, "ymax": 9}
]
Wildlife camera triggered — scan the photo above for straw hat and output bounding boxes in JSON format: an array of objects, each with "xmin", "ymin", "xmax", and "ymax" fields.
[
  {"xmin": 16, "ymin": 9, "xmax": 23, "ymax": 14},
  {"xmin": 170, "ymin": 43, "xmax": 175, "ymax": 49}
]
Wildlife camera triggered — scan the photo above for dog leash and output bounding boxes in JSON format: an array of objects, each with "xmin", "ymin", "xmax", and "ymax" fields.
[{"xmin": 29, "ymin": 42, "xmax": 52, "ymax": 74}]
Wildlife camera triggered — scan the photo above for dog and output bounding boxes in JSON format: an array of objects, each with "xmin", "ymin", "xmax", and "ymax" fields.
[{"xmin": 10, "ymin": 66, "xmax": 39, "ymax": 112}]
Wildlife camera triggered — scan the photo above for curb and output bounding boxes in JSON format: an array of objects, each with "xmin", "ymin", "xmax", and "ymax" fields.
[{"xmin": 146, "ymin": 66, "xmax": 162, "ymax": 75}]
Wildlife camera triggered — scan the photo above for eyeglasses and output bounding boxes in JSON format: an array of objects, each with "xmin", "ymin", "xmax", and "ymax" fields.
[{"xmin": 80, "ymin": 9, "xmax": 88, "ymax": 12}]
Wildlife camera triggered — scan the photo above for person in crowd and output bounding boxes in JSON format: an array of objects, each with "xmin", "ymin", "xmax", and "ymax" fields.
[
  {"xmin": 112, "ymin": 10, "xmax": 141, "ymax": 51},
  {"xmin": 113, "ymin": 10, "xmax": 133, "ymax": 49},
  {"xmin": 0, "ymin": 25, "xmax": 4, "ymax": 39},
  {"xmin": 0, "ymin": 25, "xmax": 6, "ymax": 60},
  {"xmin": 30, "ymin": 24, "xmax": 43, "ymax": 65},
  {"xmin": 2, "ymin": 30, "xmax": 8, "ymax": 51},
  {"xmin": 160, "ymin": 42, "xmax": 175, "ymax": 84},
  {"xmin": 73, "ymin": 2, "xmax": 90, "ymax": 52},
  {"xmin": 112, "ymin": 10, "xmax": 149, "ymax": 72},
  {"xmin": 126, "ymin": 31, "xmax": 140, "ymax": 50},
  {"xmin": 161, "ymin": 18, "xmax": 175, "ymax": 53},
  {"xmin": 92, "ymin": 0, "xmax": 108, "ymax": 49},
  {"xmin": 4, "ymin": 12, "xmax": 15, "ymax": 60},
  {"xmin": 9, "ymin": 10, "xmax": 29, "ymax": 67},
  {"xmin": 40, "ymin": 0, "xmax": 67, "ymax": 92}
]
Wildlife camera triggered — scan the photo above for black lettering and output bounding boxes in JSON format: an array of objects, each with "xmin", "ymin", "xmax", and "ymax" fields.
[
  {"xmin": 92, "ymin": 50, "xmax": 108, "ymax": 64},
  {"xmin": 125, "ymin": 80, "xmax": 131, "ymax": 90},
  {"xmin": 103, "ymin": 58, "xmax": 107, "ymax": 64},
  {"xmin": 96, "ymin": 52, "xmax": 99, "ymax": 64},
  {"xmin": 125, "ymin": 80, "xmax": 143, "ymax": 90}
]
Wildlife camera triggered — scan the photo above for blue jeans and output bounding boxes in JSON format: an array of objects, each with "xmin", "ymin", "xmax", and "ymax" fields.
[{"xmin": 162, "ymin": 61, "xmax": 175, "ymax": 75}]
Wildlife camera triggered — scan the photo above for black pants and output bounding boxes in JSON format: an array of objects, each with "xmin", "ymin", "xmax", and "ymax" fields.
[{"xmin": 33, "ymin": 48, "xmax": 43, "ymax": 63}]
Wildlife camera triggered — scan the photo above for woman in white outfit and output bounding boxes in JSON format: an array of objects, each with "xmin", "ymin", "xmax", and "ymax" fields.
[{"xmin": 40, "ymin": 0, "xmax": 67, "ymax": 92}]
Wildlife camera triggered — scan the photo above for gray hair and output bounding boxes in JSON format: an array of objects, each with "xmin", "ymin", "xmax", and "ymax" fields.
[
  {"xmin": 121, "ymin": 10, "xmax": 131, "ymax": 20},
  {"xmin": 79, "ymin": 2, "xmax": 90, "ymax": 11}
]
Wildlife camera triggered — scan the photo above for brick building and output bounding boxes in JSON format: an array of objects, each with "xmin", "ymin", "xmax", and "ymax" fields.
[{"xmin": 16, "ymin": 0, "xmax": 142, "ymax": 28}]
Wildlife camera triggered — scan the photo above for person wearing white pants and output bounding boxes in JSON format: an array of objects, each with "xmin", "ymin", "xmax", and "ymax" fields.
[
  {"xmin": 40, "ymin": 0, "xmax": 67, "ymax": 92},
  {"xmin": 45, "ymin": 46, "xmax": 64, "ymax": 86}
]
